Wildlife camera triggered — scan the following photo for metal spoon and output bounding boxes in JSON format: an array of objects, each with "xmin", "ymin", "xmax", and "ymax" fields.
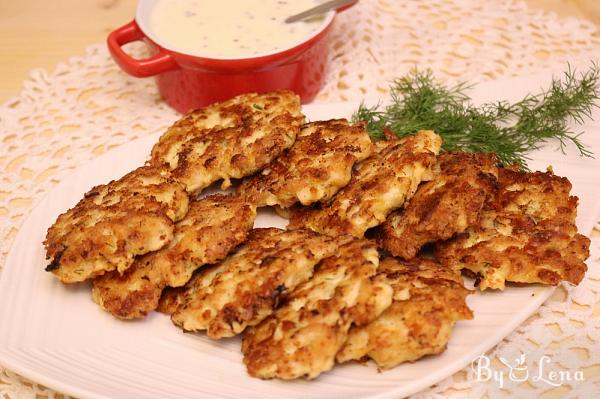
[{"xmin": 285, "ymin": 0, "xmax": 357, "ymax": 23}]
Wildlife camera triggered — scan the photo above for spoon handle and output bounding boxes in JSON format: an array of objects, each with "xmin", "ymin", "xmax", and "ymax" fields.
[{"xmin": 285, "ymin": 0, "xmax": 357, "ymax": 23}]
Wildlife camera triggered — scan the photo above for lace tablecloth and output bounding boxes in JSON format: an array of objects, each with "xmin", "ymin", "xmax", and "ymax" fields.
[{"xmin": 1, "ymin": 1, "xmax": 599, "ymax": 398}]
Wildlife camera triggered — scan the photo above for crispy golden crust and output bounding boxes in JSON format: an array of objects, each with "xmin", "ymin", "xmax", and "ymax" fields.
[
  {"xmin": 436, "ymin": 168, "xmax": 590, "ymax": 290},
  {"xmin": 242, "ymin": 239, "xmax": 392, "ymax": 380},
  {"xmin": 91, "ymin": 194, "xmax": 256, "ymax": 319},
  {"xmin": 336, "ymin": 257, "xmax": 472, "ymax": 369},
  {"xmin": 169, "ymin": 228, "xmax": 340, "ymax": 339},
  {"xmin": 238, "ymin": 119, "xmax": 375, "ymax": 208},
  {"xmin": 377, "ymin": 152, "xmax": 499, "ymax": 259},
  {"xmin": 150, "ymin": 91, "xmax": 303, "ymax": 194},
  {"xmin": 288, "ymin": 130, "xmax": 442, "ymax": 238},
  {"xmin": 92, "ymin": 256, "xmax": 163, "ymax": 319},
  {"xmin": 157, "ymin": 286, "xmax": 187, "ymax": 315},
  {"xmin": 44, "ymin": 166, "xmax": 189, "ymax": 283}
]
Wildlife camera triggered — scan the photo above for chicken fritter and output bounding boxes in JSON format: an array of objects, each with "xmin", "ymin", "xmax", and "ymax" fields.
[
  {"xmin": 150, "ymin": 91, "xmax": 304, "ymax": 194},
  {"xmin": 436, "ymin": 167, "xmax": 590, "ymax": 290},
  {"xmin": 242, "ymin": 239, "xmax": 392, "ymax": 380},
  {"xmin": 377, "ymin": 152, "xmax": 499, "ymax": 259},
  {"xmin": 288, "ymin": 130, "xmax": 442, "ymax": 238},
  {"xmin": 44, "ymin": 166, "xmax": 189, "ymax": 283},
  {"xmin": 336, "ymin": 257, "xmax": 472, "ymax": 369},
  {"xmin": 157, "ymin": 286, "xmax": 187, "ymax": 315},
  {"xmin": 169, "ymin": 228, "xmax": 340, "ymax": 339},
  {"xmin": 91, "ymin": 194, "xmax": 256, "ymax": 319},
  {"xmin": 238, "ymin": 119, "xmax": 375, "ymax": 208}
]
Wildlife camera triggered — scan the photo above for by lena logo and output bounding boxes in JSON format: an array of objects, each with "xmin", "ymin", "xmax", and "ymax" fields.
[{"xmin": 471, "ymin": 353, "xmax": 584, "ymax": 388}]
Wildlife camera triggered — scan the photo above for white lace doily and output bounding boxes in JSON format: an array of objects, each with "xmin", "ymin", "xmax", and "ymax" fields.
[{"xmin": 1, "ymin": 1, "xmax": 599, "ymax": 398}]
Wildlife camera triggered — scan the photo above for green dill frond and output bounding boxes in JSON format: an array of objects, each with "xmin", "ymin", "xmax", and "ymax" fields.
[
  {"xmin": 353, "ymin": 103, "xmax": 387, "ymax": 140},
  {"xmin": 352, "ymin": 64, "xmax": 600, "ymax": 168}
]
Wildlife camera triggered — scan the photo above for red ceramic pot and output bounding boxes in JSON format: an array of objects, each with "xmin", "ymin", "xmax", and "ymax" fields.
[{"xmin": 107, "ymin": 0, "xmax": 358, "ymax": 113}]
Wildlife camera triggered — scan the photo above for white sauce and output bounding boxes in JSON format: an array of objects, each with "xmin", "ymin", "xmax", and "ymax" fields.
[{"xmin": 149, "ymin": 0, "xmax": 326, "ymax": 58}]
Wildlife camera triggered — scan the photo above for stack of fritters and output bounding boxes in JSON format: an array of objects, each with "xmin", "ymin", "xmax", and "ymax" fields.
[
  {"xmin": 44, "ymin": 166, "xmax": 189, "ymax": 283},
  {"xmin": 238, "ymin": 119, "xmax": 374, "ymax": 208},
  {"xmin": 45, "ymin": 91, "xmax": 301, "ymax": 291},
  {"xmin": 44, "ymin": 90, "xmax": 591, "ymax": 381},
  {"xmin": 336, "ymin": 257, "xmax": 473, "ymax": 368},
  {"xmin": 436, "ymin": 167, "xmax": 590, "ymax": 290},
  {"xmin": 164, "ymin": 228, "xmax": 341, "ymax": 338},
  {"xmin": 91, "ymin": 194, "xmax": 256, "ymax": 319},
  {"xmin": 377, "ymin": 152, "xmax": 499, "ymax": 259},
  {"xmin": 150, "ymin": 90, "xmax": 304, "ymax": 194},
  {"xmin": 242, "ymin": 239, "xmax": 393, "ymax": 380},
  {"xmin": 288, "ymin": 130, "xmax": 442, "ymax": 238}
]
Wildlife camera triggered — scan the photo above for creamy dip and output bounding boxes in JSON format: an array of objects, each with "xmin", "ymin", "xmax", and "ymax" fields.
[{"xmin": 148, "ymin": 0, "xmax": 326, "ymax": 58}]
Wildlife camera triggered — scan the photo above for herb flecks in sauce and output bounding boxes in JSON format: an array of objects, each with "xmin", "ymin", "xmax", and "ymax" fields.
[{"xmin": 150, "ymin": 0, "xmax": 324, "ymax": 58}]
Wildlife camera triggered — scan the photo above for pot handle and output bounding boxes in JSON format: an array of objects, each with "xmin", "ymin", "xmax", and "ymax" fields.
[
  {"xmin": 107, "ymin": 20, "xmax": 178, "ymax": 78},
  {"xmin": 336, "ymin": 0, "xmax": 359, "ymax": 13}
]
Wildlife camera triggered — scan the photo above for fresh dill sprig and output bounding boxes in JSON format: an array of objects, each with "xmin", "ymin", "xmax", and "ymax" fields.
[{"xmin": 352, "ymin": 64, "xmax": 600, "ymax": 167}]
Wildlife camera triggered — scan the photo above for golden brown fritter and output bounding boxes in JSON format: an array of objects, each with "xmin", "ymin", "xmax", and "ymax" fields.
[
  {"xmin": 157, "ymin": 286, "xmax": 187, "ymax": 315},
  {"xmin": 169, "ymin": 228, "xmax": 340, "ymax": 339},
  {"xmin": 44, "ymin": 166, "xmax": 189, "ymax": 283},
  {"xmin": 288, "ymin": 130, "xmax": 442, "ymax": 238},
  {"xmin": 238, "ymin": 119, "xmax": 375, "ymax": 208},
  {"xmin": 436, "ymin": 167, "xmax": 590, "ymax": 290},
  {"xmin": 377, "ymin": 152, "xmax": 499, "ymax": 259},
  {"xmin": 336, "ymin": 257, "xmax": 472, "ymax": 369},
  {"xmin": 91, "ymin": 194, "xmax": 256, "ymax": 319},
  {"xmin": 242, "ymin": 239, "xmax": 392, "ymax": 380},
  {"xmin": 150, "ymin": 91, "xmax": 304, "ymax": 194}
]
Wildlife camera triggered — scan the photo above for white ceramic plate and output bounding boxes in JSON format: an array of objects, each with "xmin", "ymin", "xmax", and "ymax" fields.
[{"xmin": 1, "ymin": 74, "xmax": 599, "ymax": 399}]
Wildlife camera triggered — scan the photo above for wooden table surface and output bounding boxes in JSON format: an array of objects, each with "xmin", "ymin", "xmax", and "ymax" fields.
[{"xmin": 0, "ymin": 0, "xmax": 599, "ymax": 103}]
